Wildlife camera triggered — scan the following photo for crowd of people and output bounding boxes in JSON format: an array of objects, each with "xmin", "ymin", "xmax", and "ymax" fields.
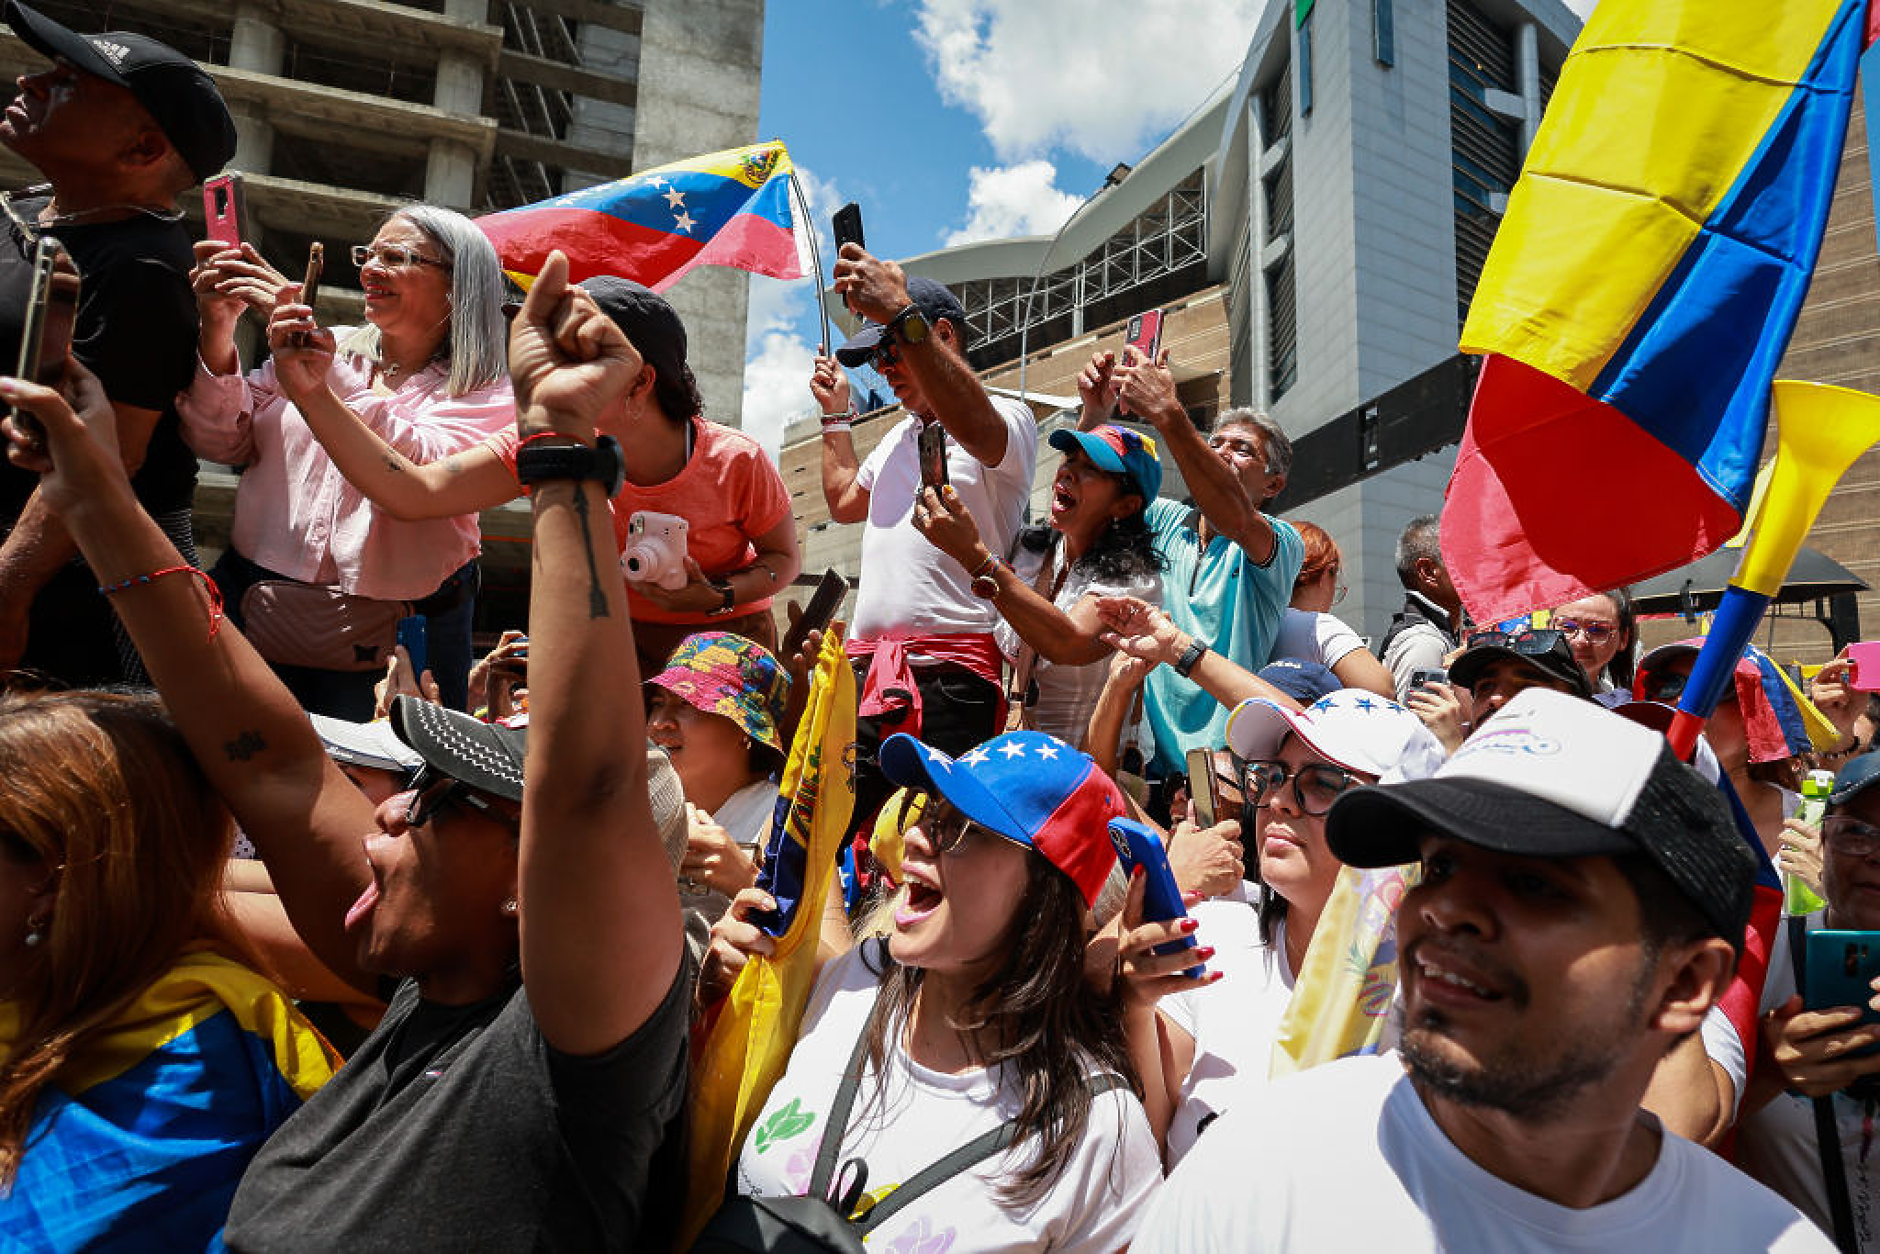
[{"xmin": 5, "ymin": 6, "xmax": 1880, "ymax": 1252}]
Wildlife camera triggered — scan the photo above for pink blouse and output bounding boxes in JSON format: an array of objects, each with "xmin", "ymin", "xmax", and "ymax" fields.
[{"xmin": 178, "ymin": 333, "xmax": 514, "ymax": 601}]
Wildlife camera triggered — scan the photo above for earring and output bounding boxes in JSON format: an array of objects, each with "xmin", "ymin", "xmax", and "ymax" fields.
[
  {"xmin": 501, "ymin": 898, "xmax": 518, "ymax": 917},
  {"xmin": 23, "ymin": 914, "xmax": 47, "ymax": 947}
]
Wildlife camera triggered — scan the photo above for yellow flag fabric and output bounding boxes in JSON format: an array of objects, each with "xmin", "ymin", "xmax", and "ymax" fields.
[
  {"xmin": 679, "ymin": 628, "xmax": 857, "ymax": 1245},
  {"xmin": 1269, "ymin": 864, "xmax": 1416, "ymax": 1079}
]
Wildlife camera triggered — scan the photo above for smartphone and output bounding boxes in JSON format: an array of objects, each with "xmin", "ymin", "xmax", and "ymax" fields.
[
  {"xmin": 202, "ymin": 172, "xmax": 247, "ymax": 246},
  {"xmin": 779, "ymin": 568, "xmax": 848, "ymax": 664},
  {"xmin": 1806, "ymin": 930, "xmax": 1880, "ymax": 1056},
  {"xmin": 292, "ymin": 242, "xmax": 323, "ymax": 348},
  {"xmin": 1409, "ymin": 668, "xmax": 1448, "ymax": 692},
  {"xmin": 1124, "ymin": 308, "xmax": 1164, "ymax": 363},
  {"xmin": 11, "ymin": 236, "xmax": 79, "ymax": 440},
  {"xmin": 1108, "ymin": 817, "xmax": 1206, "ymax": 979},
  {"xmin": 1849, "ymin": 641, "xmax": 1880, "ymax": 692},
  {"xmin": 916, "ymin": 421, "xmax": 948, "ymax": 490},
  {"xmin": 1185, "ymin": 747, "xmax": 1219, "ymax": 828},
  {"xmin": 831, "ymin": 202, "xmax": 864, "ymax": 254}
]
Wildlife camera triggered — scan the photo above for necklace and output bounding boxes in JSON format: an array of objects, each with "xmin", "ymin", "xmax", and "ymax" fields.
[{"xmin": 0, "ymin": 184, "xmax": 179, "ymax": 238}]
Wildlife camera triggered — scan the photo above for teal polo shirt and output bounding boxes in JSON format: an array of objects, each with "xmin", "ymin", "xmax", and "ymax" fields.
[{"xmin": 1141, "ymin": 499, "xmax": 1303, "ymax": 773}]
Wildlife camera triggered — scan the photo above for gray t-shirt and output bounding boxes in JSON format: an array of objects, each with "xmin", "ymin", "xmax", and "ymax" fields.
[{"xmin": 224, "ymin": 956, "xmax": 692, "ymax": 1252}]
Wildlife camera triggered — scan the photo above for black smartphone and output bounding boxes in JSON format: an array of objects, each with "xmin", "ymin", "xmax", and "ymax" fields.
[
  {"xmin": 1185, "ymin": 746, "xmax": 1219, "ymax": 827},
  {"xmin": 1409, "ymin": 668, "xmax": 1448, "ymax": 692},
  {"xmin": 832, "ymin": 202, "xmax": 864, "ymax": 253},
  {"xmin": 779, "ymin": 568, "xmax": 848, "ymax": 663},
  {"xmin": 917, "ymin": 422, "xmax": 948, "ymax": 490},
  {"xmin": 12, "ymin": 235, "xmax": 79, "ymax": 440}
]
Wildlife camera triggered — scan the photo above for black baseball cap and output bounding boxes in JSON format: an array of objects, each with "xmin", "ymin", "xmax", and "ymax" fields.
[
  {"xmin": 5, "ymin": 1, "xmax": 237, "ymax": 183},
  {"xmin": 1327, "ymin": 688, "xmax": 1755, "ymax": 952},
  {"xmin": 1449, "ymin": 626, "xmax": 1594, "ymax": 700},
  {"xmin": 835, "ymin": 276, "xmax": 970, "ymax": 367},
  {"xmin": 580, "ymin": 276, "xmax": 688, "ymax": 401},
  {"xmin": 390, "ymin": 695, "xmax": 526, "ymax": 803},
  {"xmin": 1832, "ymin": 752, "xmax": 1880, "ymax": 808}
]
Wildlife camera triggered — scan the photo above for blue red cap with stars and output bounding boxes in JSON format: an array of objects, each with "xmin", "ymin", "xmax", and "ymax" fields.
[{"xmin": 878, "ymin": 730, "xmax": 1124, "ymax": 909}]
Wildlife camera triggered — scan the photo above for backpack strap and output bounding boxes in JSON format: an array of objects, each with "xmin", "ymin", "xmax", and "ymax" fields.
[
  {"xmin": 1792, "ymin": 914, "xmax": 1861, "ymax": 1253},
  {"xmin": 852, "ymin": 1073, "xmax": 1128, "ymax": 1234},
  {"xmin": 806, "ymin": 1010, "xmax": 876, "ymax": 1205}
]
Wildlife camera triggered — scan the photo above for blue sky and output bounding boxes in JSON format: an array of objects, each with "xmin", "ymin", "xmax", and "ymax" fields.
[{"xmin": 736, "ymin": 0, "xmax": 1600, "ymax": 450}]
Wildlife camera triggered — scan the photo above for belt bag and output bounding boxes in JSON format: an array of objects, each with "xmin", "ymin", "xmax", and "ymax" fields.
[{"xmin": 240, "ymin": 580, "xmax": 409, "ymax": 672}]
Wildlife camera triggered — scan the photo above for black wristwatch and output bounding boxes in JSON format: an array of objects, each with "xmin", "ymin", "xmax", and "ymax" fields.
[
  {"xmin": 706, "ymin": 577, "xmax": 736, "ymax": 615},
  {"xmin": 515, "ymin": 434, "xmax": 625, "ymax": 497},
  {"xmin": 1173, "ymin": 637, "xmax": 1211, "ymax": 678},
  {"xmin": 887, "ymin": 302, "xmax": 930, "ymax": 347}
]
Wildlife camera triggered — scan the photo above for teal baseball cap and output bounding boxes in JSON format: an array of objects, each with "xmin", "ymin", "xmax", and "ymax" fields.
[{"xmin": 1047, "ymin": 423, "xmax": 1162, "ymax": 503}]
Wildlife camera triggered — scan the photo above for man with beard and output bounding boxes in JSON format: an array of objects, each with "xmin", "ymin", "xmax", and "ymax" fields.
[{"xmin": 1135, "ymin": 689, "xmax": 1829, "ymax": 1252}]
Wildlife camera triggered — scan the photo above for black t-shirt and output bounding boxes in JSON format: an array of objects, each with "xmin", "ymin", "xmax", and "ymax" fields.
[
  {"xmin": 224, "ymin": 955, "xmax": 693, "ymax": 1252},
  {"xmin": 0, "ymin": 195, "xmax": 199, "ymax": 525}
]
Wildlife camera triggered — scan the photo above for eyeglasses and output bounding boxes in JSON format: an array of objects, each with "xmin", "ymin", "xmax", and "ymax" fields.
[
  {"xmin": 1551, "ymin": 618, "xmax": 1618, "ymax": 644},
  {"xmin": 1824, "ymin": 816, "xmax": 1880, "ymax": 860},
  {"xmin": 1641, "ymin": 669, "xmax": 1737, "ymax": 706},
  {"xmin": 404, "ymin": 765, "xmax": 516, "ymax": 830},
  {"xmin": 353, "ymin": 243, "xmax": 449, "ymax": 271},
  {"xmin": 1243, "ymin": 760, "xmax": 1361, "ymax": 816},
  {"xmin": 1465, "ymin": 627, "xmax": 1568, "ymax": 657}
]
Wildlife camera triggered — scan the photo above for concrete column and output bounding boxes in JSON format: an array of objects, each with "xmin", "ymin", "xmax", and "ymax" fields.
[
  {"xmin": 1516, "ymin": 21, "xmax": 1541, "ymax": 158},
  {"xmin": 425, "ymin": 0, "xmax": 488, "ymax": 209},
  {"xmin": 1249, "ymin": 96, "xmax": 1272, "ymax": 412},
  {"xmin": 227, "ymin": 4, "xmax": 282, "ymax": 173}
]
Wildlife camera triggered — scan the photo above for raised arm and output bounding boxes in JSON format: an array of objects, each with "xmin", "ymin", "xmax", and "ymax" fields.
[
  {"xmin": 1095, "ymin": 594, "xmax": 1301, "ymax": 713},
  {"xmin": 1, "ymin": 361, "xmax": 380, "ymax": 994},
  {"xmin": 507, "ymin": 251, "xmax": 682, "ymax": 1055},
  {"xmin": 1114, "ymin": 351, "xmax": 1278, "ymax": 563},
  {"xmin": 812, "ymin": 350, "xmax": 868, "ymax": 523},
  {"xmin": 833, "ymin": 245, "xmax": 1008, "ymax": 468}
]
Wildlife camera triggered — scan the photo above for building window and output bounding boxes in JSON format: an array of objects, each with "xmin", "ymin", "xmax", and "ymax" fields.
[
  {"xmin": 1448, "ymin": 0, "xmax": 1521, "ymax": 327},
  {"xmin": 1261, "ymin": 71, "xmax": 1296, "ymax": 403},
  {"xmin": 1374, "ymin": 0, "xmax": 1395, "ymax": 67}
]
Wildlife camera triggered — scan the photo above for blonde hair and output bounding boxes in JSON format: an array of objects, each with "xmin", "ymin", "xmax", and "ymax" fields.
[{"xmin": 0, "ymin": 692, "xmax": 232, "ymax": 1186}]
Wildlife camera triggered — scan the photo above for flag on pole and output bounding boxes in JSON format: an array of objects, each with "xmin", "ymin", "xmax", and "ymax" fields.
[
  {"xmin": 1268, "ymin": 863, "xmax": 1414, "ymax": 1079},
  {"xmin": 476, "ymin": 140, "xmax": 808, "ymax": 293},
  {"xmin": 681, "ymin": 628, "xmax": 857, "ymax": 1246},
  {"xmin": 1444, "ymin": 1, "xmax": 1866, "ymax": 623}
]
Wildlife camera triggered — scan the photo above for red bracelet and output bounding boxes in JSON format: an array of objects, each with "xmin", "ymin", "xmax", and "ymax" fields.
[
  {"xmin": 97, "ymin": 565, "xmax": 223, "ymax": 641},
  {"xmin": 516, "ymin": 431, "xmax": 587, "ymax": 452}
]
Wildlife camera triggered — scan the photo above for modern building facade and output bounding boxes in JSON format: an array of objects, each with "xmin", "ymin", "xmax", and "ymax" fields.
[{"xmin": 779, "ymin": 0, "xmax": 1583, "ymax": 642}]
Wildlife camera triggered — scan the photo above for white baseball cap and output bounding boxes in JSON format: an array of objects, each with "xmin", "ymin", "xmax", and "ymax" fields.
[{"xmin": 1225, "ymin": 689, "xmax": 1447, "ymax": 785}]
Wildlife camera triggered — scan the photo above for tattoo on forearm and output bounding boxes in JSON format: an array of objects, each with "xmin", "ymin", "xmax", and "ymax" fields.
[
  {"xmin": 224, "ymin": 729, "xmax": 266, "ymax": 761},
  {"xmin": 380, "ymin": 452, "xmax": 406, "ymax": 475},
  {"xmin": 573, "ymin": 489, "xmax": 610, "ymax": 619}
]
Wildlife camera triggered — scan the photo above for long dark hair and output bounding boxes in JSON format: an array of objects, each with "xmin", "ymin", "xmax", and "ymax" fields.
[
  {"xmin": 860, "ymin": 853, "xmax": 1136, "ymax": 1209},
  {"xmin": 1603, "ymin": 586, "xmax": 1638, "ymax": 691},
  {"xmin": 1014, "ymin": 511, "xmax": 1162, "ymax": 587},
  {"xmin": 654, "ymin": 363, "xmax": 706, "ymax": 427}
]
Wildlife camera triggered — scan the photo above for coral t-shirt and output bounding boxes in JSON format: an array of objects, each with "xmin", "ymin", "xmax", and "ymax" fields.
[{"xmin": 493, "ymin": 416, "xmax": 792, "ymax": 622}]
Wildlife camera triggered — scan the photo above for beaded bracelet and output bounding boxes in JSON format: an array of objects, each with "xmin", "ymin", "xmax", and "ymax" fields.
[{"xmin": 97, "ymin": 565, "xmax": 223, "ymax": 641}]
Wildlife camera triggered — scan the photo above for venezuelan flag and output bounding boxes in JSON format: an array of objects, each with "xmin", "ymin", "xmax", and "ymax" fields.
[
  {"xmin": 1, "ymin": 949, "xmax": 337, "ymax": 1250},
  {"xmin": 1444, "ymin": 1, "xmax": 1866, "ymax": 623},
  {"xmin": 476, "ymin": 140, "xmax": 806, "ymax": 293},
  {"xmin": 681, "ymin": 628, "xmax": 856, "ymax": 1247}
]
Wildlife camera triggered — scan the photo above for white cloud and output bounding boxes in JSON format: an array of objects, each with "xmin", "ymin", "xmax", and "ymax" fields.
[
  {"xmin": 915, "ymin": 0, "xmax": 1264, "ymax": 164},
  {"xmin": 944, "ymin": 160, "xmax": 1083, "ymax": 246},
  {"xmin": 1563, "ymin": 0, "xmax": 1598, "ymax": 18},
  {"xmin": 740, "ymin": 163, "xmax": 845, "ymax": 454}
]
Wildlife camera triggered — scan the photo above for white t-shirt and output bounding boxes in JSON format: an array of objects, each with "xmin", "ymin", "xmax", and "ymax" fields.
[
  {"xmin": 1158, "ymin": 884, "xmax": 1297, "ymax": 1166},
  {"xmin": 850, "ymin": 398, "xmax": 1038, "ymax": 640},
  {"xmin": 993, "ymin": 535, "xmax": 1161, "ymax": 746},
  {"xmin": 1270, "ymin": 607, "xmax": 1367, "ymax": 671},
  {"xmin": 736, "ymin": 944, "xmax": 1161, "ymax": 1250},
  {"xmin": 1135, "ymin": 1053, "xmax": 1831, "ymax": 1253},
  {"xmin": 1723, "ymin": 911, "xmax": 1880, "ymax": 1248}
]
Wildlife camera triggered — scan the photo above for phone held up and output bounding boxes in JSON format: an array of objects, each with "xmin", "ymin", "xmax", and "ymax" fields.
[
  {"xmin": 1108, "ymin": 818, "xmax": 1207, "ymax": 979},
  {"xmin": 779, "ymin": 568, "xmax": 849, "ymax": 663},
  {"xmin": 1409, "ymin": 668, "xmax": 1448, "ymax": 693},
  {"xmin": 290, "ymin": 242, "xmax": 323, "ymax": 349},
  {"xmin": 1123, "ymin": 308, "xmax": 1164, "ymax": 364},
  {"xmin": 916, "ymin": 421, "xmax": 949, "ymax": 494},
  {"xmin": 11, "ymin": 235, "xmax": 80, "ymax": 441},
  {"xmin": 832, "ymin": 202, "xmax": 864, "ymax": 254},
  {"xmin": 202, "ymin": 172, "xmax": 247, "ymax": 246},
  {"xmin": 1185, "ymin": 746, "xmax": 1219, "ymax": 828},
  {"xmin": 1805, "ymin": 930, "xmax": 1880, "ymax": 1057},
  {"xmin": 1848, "ymin": 641, "xmax": 1880, "ymax": 692}
]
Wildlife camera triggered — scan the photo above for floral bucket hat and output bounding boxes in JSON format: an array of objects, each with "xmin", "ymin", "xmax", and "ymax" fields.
[{"xmin": 648, "ymin": 631, "xmax": 790, "ymax": 751}]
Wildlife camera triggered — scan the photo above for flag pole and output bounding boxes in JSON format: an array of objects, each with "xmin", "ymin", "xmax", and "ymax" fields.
[{"xmin": 788, "ymin": 170, "xmax": 832, "ymax": 354}]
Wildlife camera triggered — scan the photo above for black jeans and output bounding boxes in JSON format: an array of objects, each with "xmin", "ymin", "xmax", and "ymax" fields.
[{"xmin": 849, "ymin": 658, "xmax": 1002, "ymax": 835}]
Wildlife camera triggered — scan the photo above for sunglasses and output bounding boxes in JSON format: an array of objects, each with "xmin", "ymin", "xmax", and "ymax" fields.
[
  {"xmin": 1825, "ymin": 816, "xmax": 1880, "ymax": 860},
  {"xmin": 1641, "ymin": 669, "xmax": 1737, "ymax": 706},
  {"xmin": 868, "ymin": 336, "xmax": 902, "ymax": 371},
  {"xmin": 1243, "ymin": 760, "xmax": 1361, "ymax": 816},
  {"xmin": 1465, "ymin": 627, "xmax": 1568, "ymax": 656},
  {"xmin": 353, "ymin": 243, "xmax": 449, "ymax": 271},
  {"xmin": 919, "ymin": 798, "xmax": 989, "ymax": 856},
  {"xmin": 1551, "ymin": 617, "xmax": 1618, "ymax": 644},
  {"xmin": 404, "ymin": 765, "xmax": 516, "ymax": 831}
]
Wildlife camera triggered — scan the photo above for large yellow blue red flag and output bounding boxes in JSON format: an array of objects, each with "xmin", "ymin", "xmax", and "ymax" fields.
[
  {"xmin": 477, "ymin": 140, "xmax": 807, "ymax": 293},
  {"xmin": 681, "ymin": 628, "xmax": 856, "ymax": 1245},
  {"xmin": 1, "ymin": 948, "xmax": 337, "ymax": 1248},
  {"xmin": 1444, "ymin": 1, "xmax": 1867, "ymax": 622}
]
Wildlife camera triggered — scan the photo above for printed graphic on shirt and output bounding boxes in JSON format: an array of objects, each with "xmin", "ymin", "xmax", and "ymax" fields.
[{"xmin": 752, "ymin": 1097, "xmax": 817, "ymax": 1154}]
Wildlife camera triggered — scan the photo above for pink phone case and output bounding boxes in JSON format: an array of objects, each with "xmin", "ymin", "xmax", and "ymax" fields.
[{"xmin": 1849, "ymin": 641, "xmax": 1880, "ymax": 691}]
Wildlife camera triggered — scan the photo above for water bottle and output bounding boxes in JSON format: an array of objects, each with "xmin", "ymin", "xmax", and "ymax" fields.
[{"xmin": 1785, "ymin": 769, "xmax": 1834, "ymax": 915}]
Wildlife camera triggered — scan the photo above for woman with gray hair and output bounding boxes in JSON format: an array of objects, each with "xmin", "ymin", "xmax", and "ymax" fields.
[{"xmin": 180, "ymin": 206, "xmax": 513, "ymax": 719}]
